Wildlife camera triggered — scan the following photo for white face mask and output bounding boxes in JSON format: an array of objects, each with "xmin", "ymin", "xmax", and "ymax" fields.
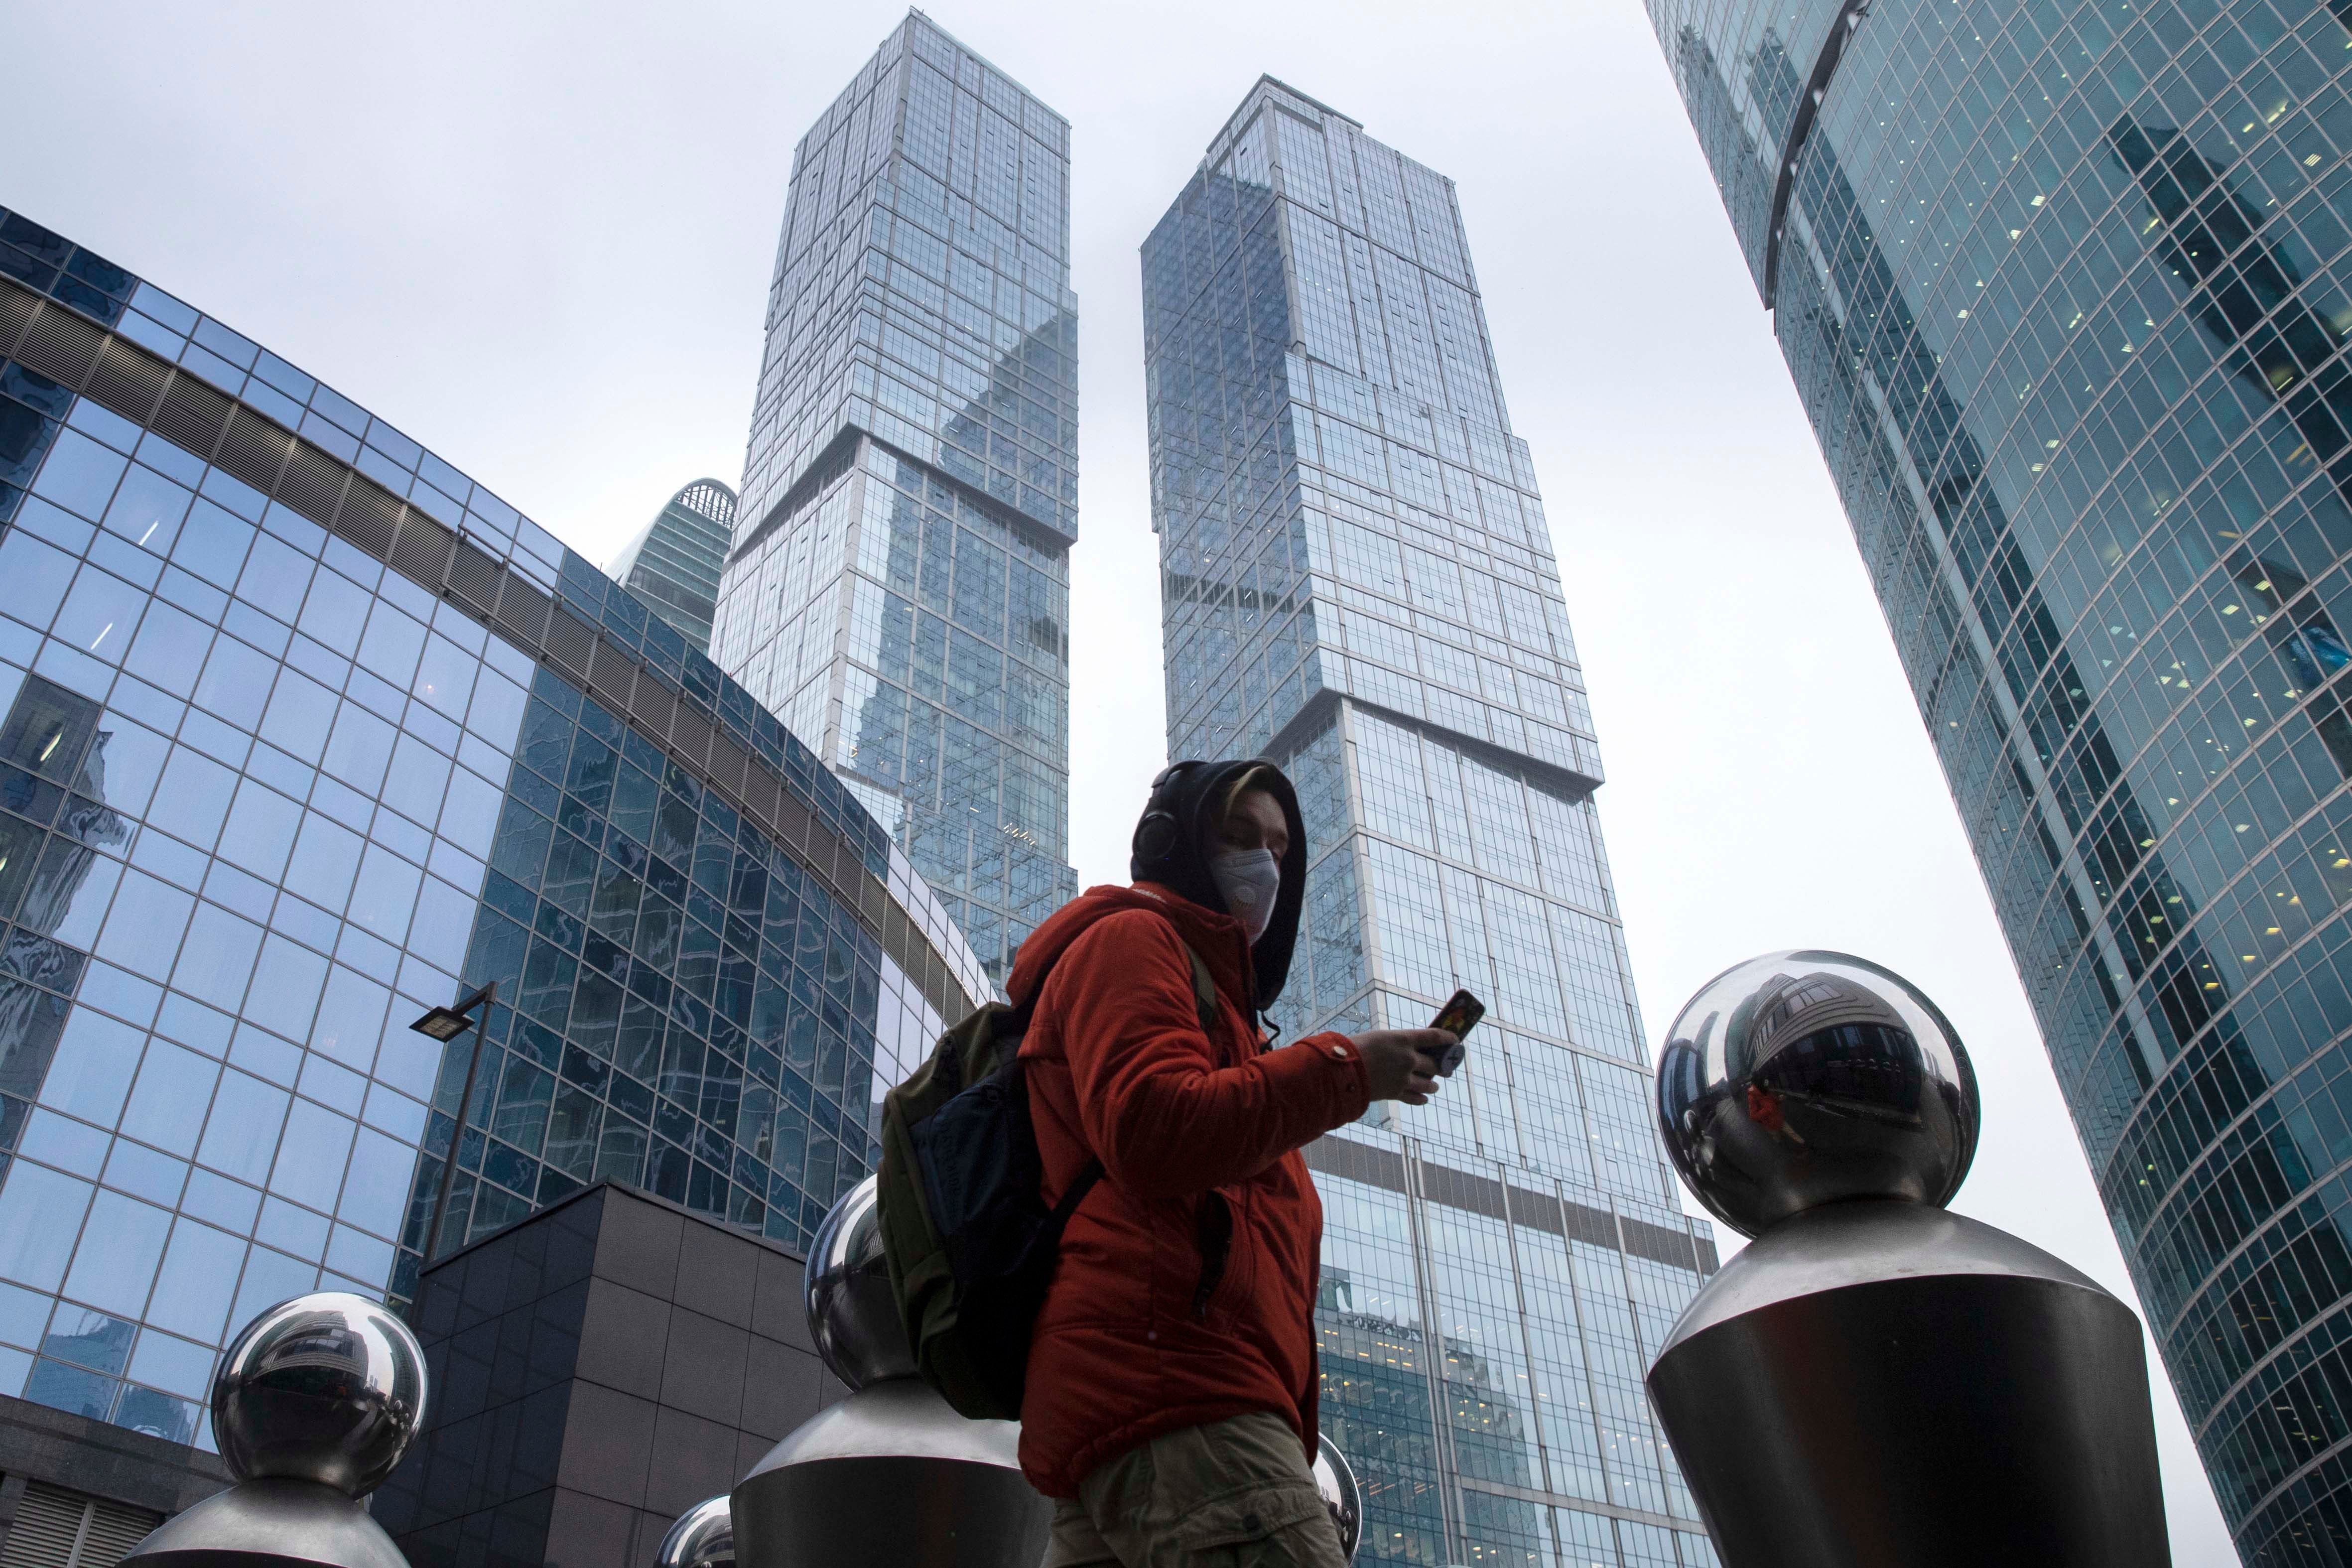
[{"xmin": 1209, "ymin": 847, "xmax": 1282, "ymax": 944}]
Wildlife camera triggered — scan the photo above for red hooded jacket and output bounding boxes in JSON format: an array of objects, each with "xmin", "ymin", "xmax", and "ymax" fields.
[{"xmin": 1010, "ymin": 882, "xmax": 1370, "ymax": 1499}]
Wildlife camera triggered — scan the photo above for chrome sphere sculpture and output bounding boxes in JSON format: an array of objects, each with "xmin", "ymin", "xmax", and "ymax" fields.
[
  {"xmin": 734, "ymin": 1174, "xmax": 1053, "ymax": 1568},
  {"xmin": 212, "ymin": 1291, "xmax": 428, "ymax": 1495},
  {"xmin": 805, "ymin": 1174, "xmax": 918, "ymax": 1387},
  {"xmin": 1654, "ymin": 949, "xmax": 1979, "ymax": 1236},
  {"xmin": 1644, "ymin": 952, "xmax": 2168, "ymax": 1567},
  {"xmin": 657, "ymin": 1496, "xmax": 735, "ymax": 1568},
  {"xmin": 1311, "ymin": 1435, "xmax": 1362, "ymax": 1565},
  {"xmin": 122, "ymin": 1293, "xmax": 426, "ymax": 1568}
]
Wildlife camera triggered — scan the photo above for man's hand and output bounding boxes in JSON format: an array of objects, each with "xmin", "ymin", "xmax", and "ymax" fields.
[{"xmin": 1352, "ymin": 1029, "xmax": 1454, "ymax": 1105}]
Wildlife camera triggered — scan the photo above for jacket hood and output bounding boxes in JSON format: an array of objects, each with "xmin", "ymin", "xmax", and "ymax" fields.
[{"xmin": 1127, "ymin": 759, "xmax": 1307, "ymax": 1008}]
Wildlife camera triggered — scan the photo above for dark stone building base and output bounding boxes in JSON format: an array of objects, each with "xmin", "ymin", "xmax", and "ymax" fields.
[
  {"xmin": 377, "ymin": 1181, "xmax": 845, "ymax": 1568},
  {"xmin": 0, "ymin": 1392, "xmax": 230, "ymax": 1566}
]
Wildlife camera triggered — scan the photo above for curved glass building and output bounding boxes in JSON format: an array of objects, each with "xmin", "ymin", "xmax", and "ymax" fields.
[
  {"xmin": 0, "ymin": 204, "xmax": 985, "ymax": 1452},
  {"xmin": 607, "ymin": 477, "xmax": 735, "ymax": 656},
  {"xmin": 1651, "ymin": 0, "xmax": 2352, "ymax": 1557}
]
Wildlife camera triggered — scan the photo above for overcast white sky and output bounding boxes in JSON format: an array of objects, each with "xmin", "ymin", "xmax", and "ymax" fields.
[{"xmin": 6, "ymin": 0, "xmax": 2236, "ymax": 1557}]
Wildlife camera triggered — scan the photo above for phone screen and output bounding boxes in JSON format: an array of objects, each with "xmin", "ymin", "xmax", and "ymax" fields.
[{"xmin": 1431, "ymin": 989, "xmax": 1484, "ymax": 1076}]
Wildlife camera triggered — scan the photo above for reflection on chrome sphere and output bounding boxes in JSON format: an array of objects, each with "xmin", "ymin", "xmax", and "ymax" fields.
[
  {"xmin": 1656, "ymin": 951, "xmax": 1979, "ymax": 1238},
  {"xmin": 656, "ymin": 1495, "xmax": 734, "ymax": 1568},
  {"xmin": 806, "ymin": 1175, "xmax": 918, "ymax": 1389},
  {"xmin": 212, "ymin": 1292, "xmax": 427, "ymax": 1495},
  {"xmin": 1313, "ymin": 1434, "xmax": 1363, "ymax": 1565}
]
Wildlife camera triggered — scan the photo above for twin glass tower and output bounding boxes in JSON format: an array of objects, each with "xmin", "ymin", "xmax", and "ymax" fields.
[
  {"xmin": 723, "ymin": 20, "xmax": 1718, "ymax": 1568},
  {"xmin": 715, "ymin": 14, "xmax": 1080, "ymax": 992},
  {"xmin": 1142, "ymin": 78, "xmax": 1715, "ymax": 1568}
]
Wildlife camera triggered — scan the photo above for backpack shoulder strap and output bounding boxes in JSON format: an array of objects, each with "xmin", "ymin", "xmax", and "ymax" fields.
[
  {"xmin": 1014, "ymin": 902, "xmax": 1225, "ymax": 1042},
  {"xmin": 1179, "ymin": 940, "xmax": 1220, "ymax": 1038}
]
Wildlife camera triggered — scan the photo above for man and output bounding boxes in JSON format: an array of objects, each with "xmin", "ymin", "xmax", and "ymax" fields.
[{"xmin": 1007, "ymin": 759, "xmax": 1454, "ymax": 1568}]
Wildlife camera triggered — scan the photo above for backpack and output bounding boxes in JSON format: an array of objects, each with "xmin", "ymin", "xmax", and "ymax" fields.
[{"xmin": 876, "ymin": 918, "xmax": 1221, "ymax": 1421}]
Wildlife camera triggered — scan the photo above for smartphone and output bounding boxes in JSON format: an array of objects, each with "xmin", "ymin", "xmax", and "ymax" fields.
[{"xmin": 1430, "ymin": 989, "xmax": 1485, "ymax": 1077}]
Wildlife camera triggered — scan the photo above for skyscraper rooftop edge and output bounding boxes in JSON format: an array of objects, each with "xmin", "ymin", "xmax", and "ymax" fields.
[
  {"xmin": 662, "ymin": 477, "xmax": 737, "ymax": 528},
  {"xmin": 1196, "ymin": 73, "xmax": 1366, "ymax": 161},
  {"xmin": 784, "ymin": 8, "xmax": 1075, "ymax": 165},
  {"xmin": 1251, "ymin": 74, "xmax": 1364, "ymax": 129},
  {"xmin": 903, "ymin": 9, "xmax": 1072, "ymax": 131}
]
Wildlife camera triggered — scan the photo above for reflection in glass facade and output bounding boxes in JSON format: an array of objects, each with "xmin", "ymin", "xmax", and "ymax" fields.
[
  {"xmin": 1143, "ymin": 79, "xmax": 1720, "ymax": 1568},
  {"xmin": 713, "ymin": 12, "xmax": 1078, "ymax": 990},
  {"xmin": 1653, "ymin": 0, "xmax": 2352, "ymax": 1557},
  {"xmin": 0, "ymin": 205, "xmax": 985, "ymax": 1456},
  {"xmin": 607, "ymin": 477, "xmax": 735, "ymax": 656}
]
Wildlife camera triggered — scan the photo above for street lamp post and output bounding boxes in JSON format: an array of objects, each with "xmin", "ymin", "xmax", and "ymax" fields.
[{"xmin": 407, "ymin": 980, "xmax": 499, "ymax": 1265}]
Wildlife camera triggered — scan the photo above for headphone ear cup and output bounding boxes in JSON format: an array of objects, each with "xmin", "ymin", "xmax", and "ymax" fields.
[{"xmin": 1134, "ymin": 813, "xmax": 1179, "ymax": 861}]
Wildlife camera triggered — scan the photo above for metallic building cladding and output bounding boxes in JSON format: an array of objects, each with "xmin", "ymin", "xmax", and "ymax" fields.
[
  {"xmin": 714, "ymin": 12, "xmax": 1079, "ymax": 992},
  {"xmin": 1143, "ymin": 78, "xmax": 1720, "ymax": 1568},
  {"xmin": 1650, "ymin": 0, "xmax": 2352, "ymax": 1557},
  {"xmin": 0, "ymin": 204, "xmax": 985, "ymax": 1457},
  {"xmin": 607, "ymin": 478, "xmax": 736, "ymax": 656}
]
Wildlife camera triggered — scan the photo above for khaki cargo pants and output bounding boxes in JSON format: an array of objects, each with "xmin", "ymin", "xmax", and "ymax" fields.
[{"xmin": 1043, "ymin": 1411, "xmax": 1349, "ymax": 1568}]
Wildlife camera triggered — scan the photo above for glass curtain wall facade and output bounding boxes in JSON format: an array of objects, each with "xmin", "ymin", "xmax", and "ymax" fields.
[
  {"xmin": 1651, "ymin": 0, "xmax": 2352, "ymax": 1559},
  {"xmin": 1143, "ymin": 79, "xmax": 1721, "ymax": 1568},
  {"xmin": 607, "ymin": 477, "xmax": 736, "ymax": 656},
  {"xmin": 0, "ymin": 205, "xmax": 986, "ymax": 1457},
  {"xmin": 713, "ymin": 11, "xmax": 1079, "ymax": 990}
]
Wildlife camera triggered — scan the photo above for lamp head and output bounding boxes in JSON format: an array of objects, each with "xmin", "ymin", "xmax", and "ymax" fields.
[{"xmin": 408, "ymin": 1007, "xmax": 472, "ymax": 1042}]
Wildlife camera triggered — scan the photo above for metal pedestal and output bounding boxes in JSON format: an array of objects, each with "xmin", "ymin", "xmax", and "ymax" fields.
[
  {"xmin": 1646, "ymin": 1200, "xmax": 2168, "ymax": 1568},
  {"xmin": 732, "ymin": 1377, "xmax": 1052, "ymax": 1568},
  {"xmin": 117, "ymin": 1478, "xmax": 409, "ymax": 1568}
]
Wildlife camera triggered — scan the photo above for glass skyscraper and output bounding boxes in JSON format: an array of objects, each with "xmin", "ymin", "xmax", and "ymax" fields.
[
  {"xmin": 0, "ymin": 204, "xmax": 985, "ymax": 1456},
  {"xmin": 607, "ymin": 477, "xmax": 735, "ymax": 656},
  {"xmin": 1652, "ymin": 0, "xmax": 2352, "ymax": 1558},
  {"xmin": 713, "ymin": 11, "xmax": 1079, "ymax": 991},
  {"xmin": 1144, "ymin": 78, "xmax": 1720, "ymax": 1568}
]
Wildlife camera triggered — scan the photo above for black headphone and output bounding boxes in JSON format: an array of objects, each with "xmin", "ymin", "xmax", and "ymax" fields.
[{"xmin": 1131, "ymin": 761, "xmax": 1205, "ymax": 864}]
